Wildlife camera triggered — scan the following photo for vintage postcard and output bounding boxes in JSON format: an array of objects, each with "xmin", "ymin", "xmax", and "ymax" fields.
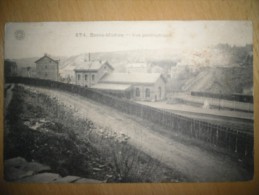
[{"xmin": 4, "ymin": 21, "xmax": 253, "ymax": 183}]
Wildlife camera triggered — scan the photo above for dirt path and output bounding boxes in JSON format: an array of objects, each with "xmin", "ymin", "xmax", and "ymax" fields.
[
  {"xmin": 4, "ymin": 84, "xmax": 14, "ymax": 114},
  {"xmin": 4, "ymin": 84, "xmax": 15, "ymax": 136},
  {"xmin": 22, "ymin": 85, "xmax": 250, "ymax": 182}
]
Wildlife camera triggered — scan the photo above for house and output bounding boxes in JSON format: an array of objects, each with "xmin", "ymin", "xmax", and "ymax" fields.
[
  {"xmin": 74, "ymin": 59, "xmax": 166, "ymax": 101},
  {"xmin": 35, "ymin": 54, "xmax": 59, "ymax": 81},
  {"xmin": 74, "ymin": 60, "xmax": 114, "ymax": 87},
  {"xmin": 99, "ymin": 72, "xmax": 166, "ymax": 101},
  {"xmin": 4, "ymin": 59, "xmax": 17, "ymax": 77}
]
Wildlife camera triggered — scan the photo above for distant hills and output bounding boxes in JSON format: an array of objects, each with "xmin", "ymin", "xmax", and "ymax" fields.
[
  {"xmin": 167, "ymin": 44, "xmax": 253, "ymax": 94},
  {"xmin": 7, "ymin": 44, "xmax": 253, "ymax": 95},
  {"xmin": 59, "ymin": 49, "xmax": 181, "ymax": 77},
  {"xmin": 167, "ymin": 65, "xmax": 253, "ymax": 94}
]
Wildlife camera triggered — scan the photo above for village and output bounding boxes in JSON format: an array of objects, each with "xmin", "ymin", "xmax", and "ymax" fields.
[
  {"xmin": 5, "ymin": 53, "xmax": 168, "ymax": 101},
  {"xmin": 5, "ymin": 52, "xmax": 254, "ymax": 124},
  {"xmin": 4, "ymin": 50, "xmax": 254, "ymax": 183}
]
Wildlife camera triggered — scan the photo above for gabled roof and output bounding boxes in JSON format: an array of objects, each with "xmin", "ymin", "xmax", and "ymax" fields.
[
  {"xmin": 35, "ymin": 54, "xmax": 59, "ymax": 64},
  {"xmin": 74, "ymin": 61, "xmax": 114, "ymax": 72},
  {"xmin": 100, "ymin": 72, "xmax": 166, "ymax": 85}
]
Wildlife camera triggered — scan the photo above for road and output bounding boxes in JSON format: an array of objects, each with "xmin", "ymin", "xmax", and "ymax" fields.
[
  {"xmin": 4, "ymin": 84, "xmax": 15, "ymax": 136},
  {"xmin": 4, "ymin": 84, "xmax": 14, "ymax": 114},
  {"xmin": 21, "ymin": 85, "xmax": 251, "ymax": 182}
]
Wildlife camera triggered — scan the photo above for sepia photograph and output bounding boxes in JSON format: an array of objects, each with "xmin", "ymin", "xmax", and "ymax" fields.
[{"xmin": 4, "ymin": 21, "xmax": 253, "ymax": 183}]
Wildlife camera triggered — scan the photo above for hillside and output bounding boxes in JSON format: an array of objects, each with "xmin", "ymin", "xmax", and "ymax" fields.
[
  {"xmin": 167, "ymin": 65, "xmax": 253, "ymax": 94},
  {"xmin": 167, "ymin": 44, "xmax": 253, "ymax": 94},
  {"xmin": 59, "ymin": 49, "xmax": 180, "ymax": 78},
  {"xmin": 8, "ymin": 44, "xmax": 253, "ymax": 95}
]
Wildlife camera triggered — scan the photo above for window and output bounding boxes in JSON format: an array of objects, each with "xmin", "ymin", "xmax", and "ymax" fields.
[
  {"xmin": 45, "ymin": 73, "xmax": 48, "ymax": 77},
  {"xmin": 145, "ymin": 88, "xmax": 150, "ymax": 98},
  {"xmin": 45, "ymin": 65, "xmax": 47, "ymax": 69},
  {"xmin": 85, "ymin": 74, "xmax": 88, "ymax": 81},
  {"xmin": 77, "ymin": 74, "xmax": 81, "ymax": 80},
  {"xmin": 92, "ymin": 74, "xmax": 95, "ymax": 81},
  {"xmin": 135, "ymin": 88, "xmax": 140, "ymax": 97}
]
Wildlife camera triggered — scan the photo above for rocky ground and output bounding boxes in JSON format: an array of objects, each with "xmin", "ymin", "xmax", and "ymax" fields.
[{"xmin": 5, "ymin": 157, "xmax": 102, "ymax": 183}]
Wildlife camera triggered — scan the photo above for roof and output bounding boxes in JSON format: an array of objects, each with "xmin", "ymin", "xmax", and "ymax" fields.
[
  {"xmin": 100, "ymin": 72, "xmax": 166, "ymax": 85},
  {"xmin": 35, "ymin": 54, "xmax": 59, "ymax": 64},
  {"xmin": 74, "ymin": 61, "xmax": 114, "ymax": 72},
  {"xmin": 91, "ymin": 83, "xmax": 132, "ymax": 91}
]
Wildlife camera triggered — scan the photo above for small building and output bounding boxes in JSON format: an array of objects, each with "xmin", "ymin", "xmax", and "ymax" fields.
[
  {"xmin": 73, "ymin": 59, "xmax": 166, "ymax": 101},
  {"xmin": 4, "ymin": 59, "xmax": 17, "ymax": 77},
  {"xmin": 74, "ymin": 60, "xmax": 114, "ymax": 87},
  {"xmin": 35, "ymin": 54, "xmax": 59, "ymax": 81},
  {"xmin": 100, "ymin": 72, "xmax": 166, "ymax": 101}
]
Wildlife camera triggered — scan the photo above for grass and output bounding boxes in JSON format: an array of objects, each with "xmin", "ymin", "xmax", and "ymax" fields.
[{"xmin": 4, "ymin": 84, "xmax": 188, "ymax": 182}]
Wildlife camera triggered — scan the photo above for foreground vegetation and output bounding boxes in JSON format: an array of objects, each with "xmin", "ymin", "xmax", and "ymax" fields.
[{"xmin": 4, "ymin": 84, "xmax": 187, "ymax": 182}]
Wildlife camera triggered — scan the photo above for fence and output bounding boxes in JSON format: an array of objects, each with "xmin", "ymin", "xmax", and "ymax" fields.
[
  {"xmin": 6, "ymin": 77, "xmax": 254, "ymax": 163},
  {"xmin": 191, "ymin": 91, "xmax": 253, "ymax": 103}
]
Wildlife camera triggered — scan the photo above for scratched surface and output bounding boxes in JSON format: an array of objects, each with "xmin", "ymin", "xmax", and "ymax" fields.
[{"xmin": 0, "ymin": 0, "xmax": 258, "ymax": 195}]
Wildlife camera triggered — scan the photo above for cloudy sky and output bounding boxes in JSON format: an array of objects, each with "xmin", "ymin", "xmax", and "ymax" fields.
[{"xmin": 4, "ymin": 21, "xmax": 252, "ymax": 59}]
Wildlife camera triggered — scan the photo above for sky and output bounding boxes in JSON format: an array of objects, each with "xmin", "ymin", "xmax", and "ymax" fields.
[{"xmin": 4, "ymin": 21, "xmax": 252, "ymax": 59}]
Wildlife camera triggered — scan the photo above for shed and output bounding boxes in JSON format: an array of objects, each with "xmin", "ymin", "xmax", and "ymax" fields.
[{"xmin": 100, "ymin": 72, "xmax": 166, "ymax": 101}]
